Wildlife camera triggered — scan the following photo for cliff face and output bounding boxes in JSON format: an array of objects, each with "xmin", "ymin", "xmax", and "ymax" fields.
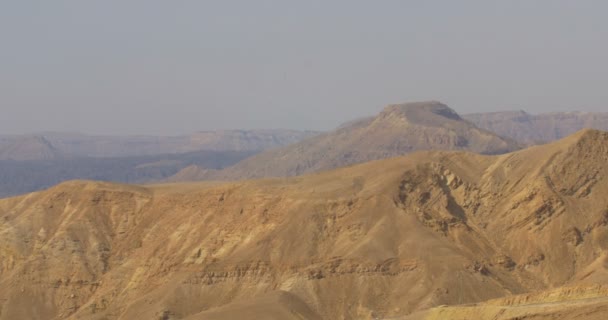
[{"xmin": 0, "ymin": 130, "xmax": 607, "ymax": 320}]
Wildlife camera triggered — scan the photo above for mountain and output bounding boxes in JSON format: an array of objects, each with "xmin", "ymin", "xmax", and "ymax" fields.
[
  {"xmin": 186, "ymin": 130, "xmax": 321, "ymax": 152},
  {"xmin": 1, "ymin": 129, "xmax": 607, "ymax": 319},
  {"xmin": 0, "ymin": 130, "xmax": 317, "ymax": 197},
  {"xmin": 171, "ymin": 101, "xmax": 520, "ymax": 181},
  {"xmin": 464, "ymin": 110, "xmax": 608, "ymax": 144},
  {"xmin": 18, "ymin": 129, "xmax": 319, "ymax": 158},
  {"xmin": 0, "ymin": 135, "xmax": 65, "ymax": 161}
]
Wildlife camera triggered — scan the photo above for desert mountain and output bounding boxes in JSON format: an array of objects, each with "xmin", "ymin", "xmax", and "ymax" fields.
[
  {"xmin": 464, "ymin": 110, "xmax": 608, "ymax": 144},
  {"xmin": 0, "ymin": 135, "xmax": 65, "ymax": 161},
  {"xmin": 171, "ymin": 101, "xmax": 520, "ymax": 181},
  {"xmin": 1, "ymin": 129, "xmax": 607, "ymax": 319}
]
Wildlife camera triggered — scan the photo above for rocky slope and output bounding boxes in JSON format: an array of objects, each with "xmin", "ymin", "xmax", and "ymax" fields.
[
  {"xmin": 171, "ymin": 101, "xmax": 520, "ymax": 181},
  {"xmin": 0, "ymin": 129, "xmax": 607, "ymax": 319},
  {"xmin": 464, "ymin": 110, "xmax": 608, "ymax": 144}
]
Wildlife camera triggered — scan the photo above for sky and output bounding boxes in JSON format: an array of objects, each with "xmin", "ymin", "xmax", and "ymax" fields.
[{"xmin": 1, "ymin": 1, "xmax": 607, "ymax": 135}]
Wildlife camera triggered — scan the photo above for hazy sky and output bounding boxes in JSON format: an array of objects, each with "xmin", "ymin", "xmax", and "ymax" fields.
[{"xmin": 1, "ymin": 1, "xmax": 607, "ymax": 135}]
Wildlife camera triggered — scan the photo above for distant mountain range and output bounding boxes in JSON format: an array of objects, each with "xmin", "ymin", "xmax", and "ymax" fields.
[
  {"xmin": 0, "ymin": 130, "xmax": 318, "ymax": 197},
  {"xmin": 0, "ymin": 129, "xmax": 320, "ymax": 160},
  {"xmin": 463, "ymin": 110, "xmax": 608, "ymax": 144}
]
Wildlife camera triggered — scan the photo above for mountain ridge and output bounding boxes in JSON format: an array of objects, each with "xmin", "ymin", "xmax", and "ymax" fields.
[
  {"xmin": 464, "ymin": 110, "xmax": 608, "ymax": 144},
  {"xmin": 0, "ymin": 129, "xmax": 319, "ymax": 160}
]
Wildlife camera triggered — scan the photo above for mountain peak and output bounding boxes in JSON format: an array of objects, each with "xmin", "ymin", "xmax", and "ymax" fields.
[{"xmin": 379, "ymin": 101, "xmax": 463, "ymax": 126}]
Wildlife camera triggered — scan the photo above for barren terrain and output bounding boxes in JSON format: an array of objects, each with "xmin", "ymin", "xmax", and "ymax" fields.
[{"xmin": 1, "ymin": 130, "xmax": 607, "ymax": 319}]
